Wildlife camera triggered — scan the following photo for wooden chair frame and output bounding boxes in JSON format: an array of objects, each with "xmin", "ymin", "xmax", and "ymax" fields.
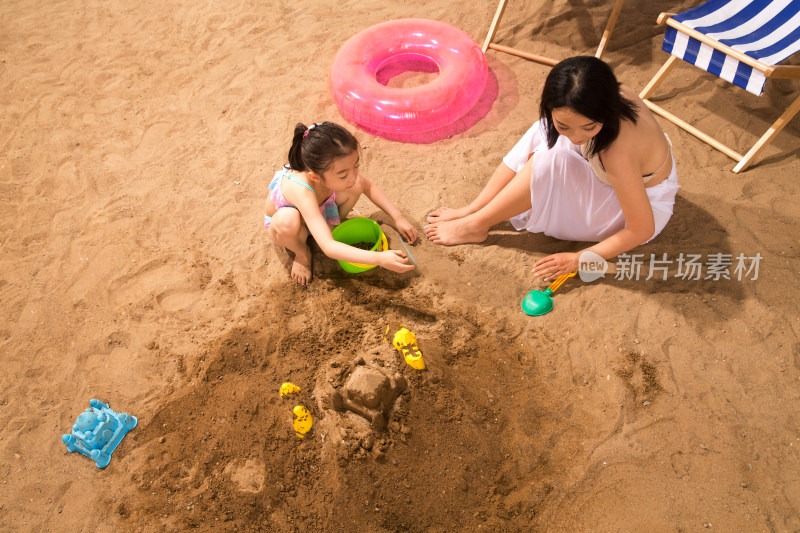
[
  {"xmin": 640, "ymin": 13, "xmax": 800, "ymax": 173},
  {"xmin": 482, "ymin": 0, "xmax": 626, "ymax": 66}
]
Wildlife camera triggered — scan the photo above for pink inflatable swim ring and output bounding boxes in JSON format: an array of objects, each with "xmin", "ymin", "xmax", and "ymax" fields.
[{"xmin": 330, "ymin": 19, "xmax": 488, "ymax": 135}]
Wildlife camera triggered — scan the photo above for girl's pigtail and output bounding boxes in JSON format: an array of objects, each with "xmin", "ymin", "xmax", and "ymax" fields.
[{"xmin": 287, "ymin": 123, "xmax": 308, "ymax": 171}]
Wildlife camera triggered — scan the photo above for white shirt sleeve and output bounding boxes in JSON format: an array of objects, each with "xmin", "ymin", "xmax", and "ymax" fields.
[{"xmin": 502, "ymin": 121, "xmax": 546, "ymax": 173}]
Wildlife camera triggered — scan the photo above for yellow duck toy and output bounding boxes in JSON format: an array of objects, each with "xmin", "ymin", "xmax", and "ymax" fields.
[
  {"xmin": 292, "ymin": 405, "xmax": 313, "ymax": 439},
  {"xmin": 279, "ymin": 382, "xmax": 301, "ymax": 397},
  {"xmin": 387, "ymin": 325, "xmax": 425, "ymax": 370},
  {"xmin": 279, "ymin": 383, "xmax": 311, "ymax": 438}
]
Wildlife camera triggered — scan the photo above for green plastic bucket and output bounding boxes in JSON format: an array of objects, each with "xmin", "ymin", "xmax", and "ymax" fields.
[{"xmin": 331, "ymin": 217, "xmax": 388, "ymax": 273}]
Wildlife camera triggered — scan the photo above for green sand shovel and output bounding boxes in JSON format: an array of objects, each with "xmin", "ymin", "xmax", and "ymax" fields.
[{"xmin": 521, "ymin": 271, "xmax": 577, "ymax": 316}]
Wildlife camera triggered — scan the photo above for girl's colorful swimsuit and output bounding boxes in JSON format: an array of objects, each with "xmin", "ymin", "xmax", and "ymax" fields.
[{"xmin": 264, "ymin": 167, "xmax": 341, "ymax": 229}]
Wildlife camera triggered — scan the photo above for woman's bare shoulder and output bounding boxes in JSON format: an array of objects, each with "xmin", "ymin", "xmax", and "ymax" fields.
[
  {"xmin": 603, "ymin": 120, "xmax": 647, "ymax": 179},
  {"xmin": 608, "ymin": 112, "xmax": 667, "ymax": 178}
]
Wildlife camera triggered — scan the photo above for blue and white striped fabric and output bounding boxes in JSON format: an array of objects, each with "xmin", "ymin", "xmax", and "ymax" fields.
[{"xmin": 663, "ymin": 0, "xmax": 800, "ymax": 95}]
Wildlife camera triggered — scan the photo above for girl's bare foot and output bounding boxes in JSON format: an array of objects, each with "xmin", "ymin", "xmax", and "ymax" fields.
[
  {"xmin": 424, "ymin": 218, "xmax": 488, "ymax": 245},
  {"xmin": 290, "ymin": 245, "xmax": 313, "ymax": 285},
  {"xmin": 426, "ymin": 206, "xmax": 472, "ymax": 223}
]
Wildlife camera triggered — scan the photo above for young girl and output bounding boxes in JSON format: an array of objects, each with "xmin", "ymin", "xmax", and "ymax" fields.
[
  {"xmin": 265, "ymin": 121, "xmax": 417, "ymax": 285},
  {"xmin": 425, "ymin": 56, "xmax": 679, "ymax": 281}
]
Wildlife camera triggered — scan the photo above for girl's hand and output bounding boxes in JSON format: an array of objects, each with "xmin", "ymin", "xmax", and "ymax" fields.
[
  {"xmin": 394, "ymin": 217, "xmax": 418, "ymax": 244},
  {"xmin": 532, "ymin": 252, "xmax": 579, "ymax": 281},
  {"xmin": 378, "ymin": 250, "xmax": 415, "ymax": 273}
]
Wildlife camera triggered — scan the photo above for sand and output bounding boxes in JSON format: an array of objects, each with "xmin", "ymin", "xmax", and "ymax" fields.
[{"xmin": 2, "ymin": 0, "xmax": 800, "ymax": 531}]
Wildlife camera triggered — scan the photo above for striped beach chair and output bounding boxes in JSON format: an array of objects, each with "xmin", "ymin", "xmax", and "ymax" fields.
[{"xmin": 640, "ymin": 0, "xmax": 800, "ymax": 172}]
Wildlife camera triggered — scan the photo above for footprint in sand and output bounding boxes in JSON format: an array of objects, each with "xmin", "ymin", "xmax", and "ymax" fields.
[
  {"xmin": 403, "ymin": 184, "xmax": 438, "ymax": 216},
  {"xmin": 616, "ymin": 351, "xmax": 663, "ymax": 405},
  {"xmin": 224, "ymin": 458, "xmax": 266, "ymax": 493},
  {"xmin": 54, "ymin": 158, "xmax": 92, "ymax": 200},
  {"xmin": 157, "ymin": 288, "xmax": 203, "ymax": 313},
  {"xmin": 0, "ymin": 280, "xmax": 26, "ymax": 324},
  {"xmin": 62, "ymin": 196, "xmax": 137, "ymax": 300},
  {"xmin": 733, "ymin": 204, "xmax": 799, "ymax": 258},
  {"xmin": 130, "ymin": 122, "xmax": 173, "ymax": 165},
  {"xmin": 108, "ymin": 256, "xmax": 210, "ymax": 312}
]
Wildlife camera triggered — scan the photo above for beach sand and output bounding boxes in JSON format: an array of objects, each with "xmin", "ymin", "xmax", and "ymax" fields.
[{"xmin": 2, "ymin": 0, "xmax": 800, "ymax": 530}]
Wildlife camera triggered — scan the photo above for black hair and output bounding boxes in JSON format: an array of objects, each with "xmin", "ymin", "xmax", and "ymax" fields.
[
  {"xmin": 539, "ymin": 56, "xmax": 638, "ymax": 157},
  {"xmin": 287, "ymin": 121, "xmax": 359, "ymax": 177}
]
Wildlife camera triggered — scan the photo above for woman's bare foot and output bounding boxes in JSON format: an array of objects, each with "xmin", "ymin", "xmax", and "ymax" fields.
[
  {"xmin": 426, "ymin": 206, "xmax": 472, "ymax": 223},
  {"xmin": 290, "ymin": 245, "xmax": 313, "ymax": 285},
  {"xmin": 424, "ymin": 218, "xmax": 488, "ymax": 245}
]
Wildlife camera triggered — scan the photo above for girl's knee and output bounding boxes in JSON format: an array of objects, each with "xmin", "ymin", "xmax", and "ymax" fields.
[{"xmin": 269, "ymin": 209, "xmax": 305, "ymax": 240}]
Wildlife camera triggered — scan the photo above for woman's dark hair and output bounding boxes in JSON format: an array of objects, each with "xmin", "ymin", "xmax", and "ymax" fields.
[
  {"xmin": 539, "ymin": 56, "xmax": 637, "ymax": 157},
  {"xmin": 287, "ymin": 121, "xmax": 359, "ymax": 176}
]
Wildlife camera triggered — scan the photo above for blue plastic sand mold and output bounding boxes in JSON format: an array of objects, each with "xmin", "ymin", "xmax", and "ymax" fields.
[{"xmin": 62, "ymin": 399, "xmax": 137, "ymax": 468}]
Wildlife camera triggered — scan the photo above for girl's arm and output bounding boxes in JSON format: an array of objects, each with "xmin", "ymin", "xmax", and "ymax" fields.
[
  {"xmin": 290, "ymin": 185, "xmax": 414, "ymax": 273},
  {"xmin": 359, "ymin": 175, "xmax": 418, "ymax": 243}
]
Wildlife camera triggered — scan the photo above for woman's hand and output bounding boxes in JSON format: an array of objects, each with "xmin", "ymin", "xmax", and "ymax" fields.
[
  {"xmin": 532, "ymin": 252, "xmax": 579, "ymax": 281},
  {"xmin": 378, "ymin": 250, "xmax": 415, "ymax": 273},
  {"xmin": 394, "ymin": 217, "xmax": 418, "ymax": 244}
]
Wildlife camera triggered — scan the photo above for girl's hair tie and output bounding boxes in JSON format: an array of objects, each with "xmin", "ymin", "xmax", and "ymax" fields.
[{"xmin": 302, "ymin": 122, "xmax": 323, "ymax": 138}]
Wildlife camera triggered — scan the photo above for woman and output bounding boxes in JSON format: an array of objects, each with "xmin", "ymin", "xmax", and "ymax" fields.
[{"xmin": 424, "ymin": 56, "xmax": 679, "ymax": 281}]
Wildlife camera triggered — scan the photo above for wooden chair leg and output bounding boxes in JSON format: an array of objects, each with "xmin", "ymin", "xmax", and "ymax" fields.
[
  {"xmin": 733, "ymin": 92, "xmax": 800, "ymax": 173},
  {"xmin": 484, "ymin": 0, "xmax": 623, "ymax": 61},
  {"xmin": 596, "ymin": 0, "xmax": 625, "ymax": 59},
  {"xmin": 641, "ymin": 55, "xmax": 745, "ymax": 163},
  {"xmin": 643, "ymin": 99, "xmax": 744, "ymax": 161},
  {"xmin": 641, "ymin": 54, "xmax": 800, "ymax": 173},
  {"xmin": 486, "ymin": 43, "xmax": 558, "ymax": 66},
  {"xmin": 639, "ymin": 55, "xmax": 679, "ymax": 100},
  {"xmin": 483, "ymin": 0, "xmax": 508, "ymax": 53}
]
